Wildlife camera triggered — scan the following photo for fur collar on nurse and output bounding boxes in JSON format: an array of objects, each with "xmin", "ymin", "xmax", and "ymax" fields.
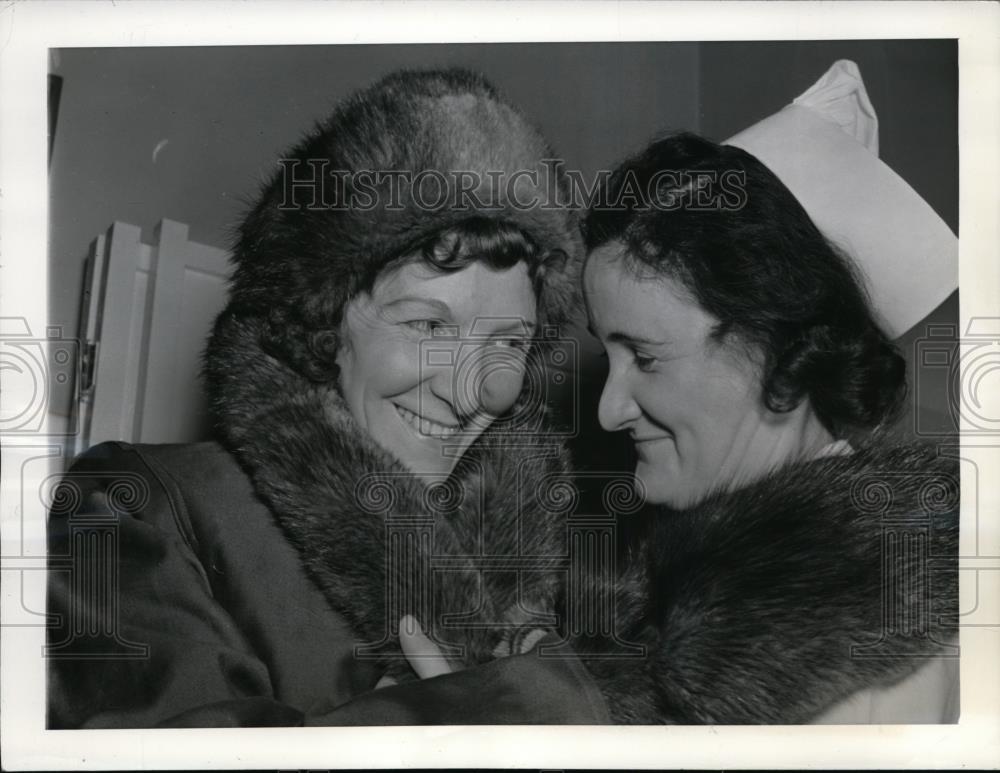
[{"xmin": 578, "ymin": 435, "xmax": 959, "ymax": 724}]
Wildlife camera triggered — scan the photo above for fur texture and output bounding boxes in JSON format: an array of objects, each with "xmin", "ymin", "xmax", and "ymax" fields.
[
  {"xmin": 576, "ymin": 439, "xmax": 959, "ymax": 723},
  {"xmin": 230, "ymin": 379, "xmax": 570, "ymax": 674}
]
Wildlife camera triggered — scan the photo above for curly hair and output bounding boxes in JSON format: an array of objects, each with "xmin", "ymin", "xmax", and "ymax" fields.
[{"xmin": 584, "ymin": 132, "xmax": 906, "ymax": 435}]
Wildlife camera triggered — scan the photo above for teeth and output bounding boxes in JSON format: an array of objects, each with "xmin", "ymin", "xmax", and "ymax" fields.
[{"xmin": 396, "ymin": 405, "xmax": 459, "ymax": 440}]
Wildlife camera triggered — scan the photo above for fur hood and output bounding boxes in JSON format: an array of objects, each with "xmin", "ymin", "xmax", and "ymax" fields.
[
  {"xmin": 227, "ymin": 68, "xmax": 581, "ymax": 323},
  {"xmin": 205, "ymin": 68, "xmax": 583, "ymax": 447}
]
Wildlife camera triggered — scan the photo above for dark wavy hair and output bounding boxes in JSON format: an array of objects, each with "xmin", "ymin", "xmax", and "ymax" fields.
[
  {"xmin": 258, "ymin": 216, "xmax": 547, "ymax": 383},
  {"xmin": 584, "ymin": 132, "xmax": 906, "ymax": 435}
]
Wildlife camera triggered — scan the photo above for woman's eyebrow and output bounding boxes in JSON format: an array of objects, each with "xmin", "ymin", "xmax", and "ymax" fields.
[
  {"xmin": 382, "ymin": 295, "xmax": 453, "ymax": 317},
  {"xmin": 494, "ymin": 319, "xmax": 537, "ymax": 335},
  {"xmin": 381, "ymin": 298, "xmax": 534, "ymax": 334},
  {"xmin": 585, "ymin": 322, "xmax": 666, "ymax": 346},
  {"xmin": 607, "ymin": 330, "xmax": 670, "ymax": 347}
]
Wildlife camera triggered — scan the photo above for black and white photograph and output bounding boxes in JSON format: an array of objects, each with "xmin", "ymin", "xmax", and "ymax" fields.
[{"xmin": 1, "ymin": 1, "xmax": 998, "ymax": 769}]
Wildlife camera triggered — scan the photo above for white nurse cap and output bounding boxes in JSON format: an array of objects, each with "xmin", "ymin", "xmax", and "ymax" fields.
[{"xmin": 725, "ymin": 59, "xmax": 957, "ymax": 339}]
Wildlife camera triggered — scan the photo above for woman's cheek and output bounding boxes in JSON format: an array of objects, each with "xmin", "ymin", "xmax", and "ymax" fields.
[{"xmin": 377, "ymin": 338, "xmax": 427, "ymax": 397}]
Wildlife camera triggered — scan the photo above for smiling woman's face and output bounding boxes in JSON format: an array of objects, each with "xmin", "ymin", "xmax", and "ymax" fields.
[
  {"xmin": 336, "ymin": 257, "xmax": 537, "ymax": 479},
  {"xmin": 584, "ymin": 241, "xmax": 774, "ymax": 508}
]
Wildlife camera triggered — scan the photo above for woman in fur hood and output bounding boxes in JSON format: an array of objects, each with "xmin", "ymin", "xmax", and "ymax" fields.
[{"xmin": 48, "ymin": 67, "xmax": 603, "ymax": 727}]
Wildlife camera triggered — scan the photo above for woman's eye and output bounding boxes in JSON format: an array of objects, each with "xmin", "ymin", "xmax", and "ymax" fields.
[
  {"xmin": 633, "ymin": 352, "xmax": 656, "ymax": 372},
  {"xmin": 404, "ymin": 319, "xmax": 440, "ymax": 334},
  {"xmin": 494, "ymin": 337, "xmax": 531, "ymax": 352}
]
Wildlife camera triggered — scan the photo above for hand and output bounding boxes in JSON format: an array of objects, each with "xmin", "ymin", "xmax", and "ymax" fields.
[
  {"xmin": 492, "ymin": 626, "xmax": 549, "ymax": 658},
  {"xmin": 491, "ymin": 602, "xmax": 552, "ymax": 658},
  {"xmin": 373, "ymin": 613, "xmax": 550, "ymax": 689},
  {"xmin": 374, "ymin": 614, "xmax": 454, "ymax": 689},
  {"xmin": 399, "ymin": 614, "xmax": 455, "ymax": 679}
]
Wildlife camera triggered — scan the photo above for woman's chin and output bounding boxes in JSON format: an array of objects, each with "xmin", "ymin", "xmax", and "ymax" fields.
[
  {"xmin": 370, "ymin": 408, "xmax": 470, "ymax": 480},
  {"xmin": 634, "ymin": 463, "xmax": 695, "ymax": 509},
  {"xmin": 394, "ymin": 430, "xmax": 479, "ymax": 481},
  {"xmin": 391, "ymin": 443, "xmax": 460, "ymax": 481}
]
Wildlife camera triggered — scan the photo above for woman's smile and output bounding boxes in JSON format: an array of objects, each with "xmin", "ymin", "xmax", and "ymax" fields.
[
  {"xmin": 631, "ymin": 430, "xmax": 673, "ymax": 444},
  {"xmin": 631, "ymin": 432, "xmax": 674, "ymax": 459},
  {"xmin": 394, "ymin": 403, "xmax": 461, "ymax": 440}
]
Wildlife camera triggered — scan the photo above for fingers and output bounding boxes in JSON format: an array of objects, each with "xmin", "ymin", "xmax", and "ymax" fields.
[
  {"xmin": 399, "ymin": 614, "xmax": 453, "ymax": 680},
  {"xmin": 491, "ymin": 635, "xmax": 513, "ymax": 659},
  {"xmin": 519, "ymin": 627, "xmax": 548, "ymax": 653},
  {"xmin": 374, "ymin": 674, "xmax": 398, "ymax": 690},
  {"xmin": 493, "ymin": 626, "xmax": 549, "ymax": 659}
]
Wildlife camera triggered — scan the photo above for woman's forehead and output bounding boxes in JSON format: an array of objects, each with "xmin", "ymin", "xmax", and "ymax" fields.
[
  {"xmin": 584, "ymin": 245, "xmax": 713, "ymax": 343},
  {"xmin": 373, "ymin": 259, "xmax": 537, "ymax": 320}
]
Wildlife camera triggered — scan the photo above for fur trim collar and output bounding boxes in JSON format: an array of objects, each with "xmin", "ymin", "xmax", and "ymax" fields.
[
  {"xmin": 223, "ymin": 360, "xmax": 571, "ymax": 674},
  {"xmin": 579, "ymin": 438, "xmax": 959, "ymax": 723}
]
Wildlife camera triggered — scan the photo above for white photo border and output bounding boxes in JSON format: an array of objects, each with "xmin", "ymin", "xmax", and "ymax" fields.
[{"xmin": 2, "ymin": 1, "xmax": 998, "ymax": 769}]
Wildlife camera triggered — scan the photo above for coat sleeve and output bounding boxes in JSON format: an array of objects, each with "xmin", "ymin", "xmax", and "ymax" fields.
[
  {"xmin": 47, "ymin": 442, "xmax": 611, "ymax": 727},
  {"xmin": 306, "ymin": 637, "xmax": 611, "ymax": 725},
  {"xmin": 47, "ymin": 442, "xmax": 308, "ymax": 728}
]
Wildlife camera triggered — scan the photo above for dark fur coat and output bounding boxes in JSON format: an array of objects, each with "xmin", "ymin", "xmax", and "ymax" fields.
[{"xmin": 207, "ymin": 311, "xmax": 958, "ymax": 724}]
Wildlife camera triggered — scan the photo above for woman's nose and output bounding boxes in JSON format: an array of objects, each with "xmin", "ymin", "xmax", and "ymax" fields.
[
  {"xmin": 451, "ymin": 343, "xmax": 527, "ymax": 419},
  {"xmin": 597, "ymin": 367, "xmax": 640, "ymax": 432}
]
